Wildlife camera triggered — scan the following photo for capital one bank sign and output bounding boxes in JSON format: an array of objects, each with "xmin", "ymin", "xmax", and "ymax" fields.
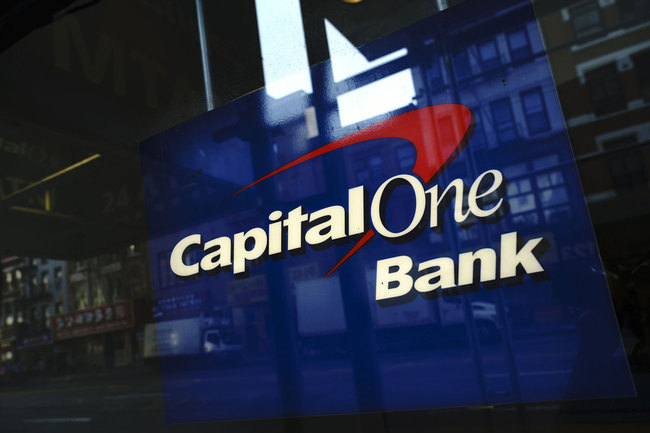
[
  {"xmin": 169, "ymin": 106, "xmax": 546, "ymax": 305},
  {"xmin": 141, "ymin": 0, "xmax": 634, "ymax": 423}
]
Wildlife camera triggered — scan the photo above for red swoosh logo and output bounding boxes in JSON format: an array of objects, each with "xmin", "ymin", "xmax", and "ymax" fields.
[{"xmin": 234, "ymin": 104, "xmax": 475, "ymax": 276}]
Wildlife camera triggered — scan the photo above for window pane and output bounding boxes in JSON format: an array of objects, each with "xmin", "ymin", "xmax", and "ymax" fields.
[
  {"xmin": 540, "ymin": 187, "xmax": 569, "ymax": 207},
  {"xmin": 490, "ymin": 98, "xmax": 517, "ymax": 143},
  {"xmin": 454, "ymin": 50, "xmax": 472, "ymax": 79},
  {"xmin": 571, "ymin": 1, "xmax": 603, "ymax": 38},
  {"xmin": 586, "ymin": 63, "xmax": 626, "ymax": 115},
  {"xmin": 508, "ymin": 30, "xmax": 531, "ymax": 61},
  {"xmin": 510, "ymin": 193, "xmax": 536, "ymax": 213},
  {"xmin": 522, "ymin": 89, "xmax": 550, "ymax": 134},
  {"xmin": 478, "ymin": 40, "xmax": 500, "ymax": 70}
]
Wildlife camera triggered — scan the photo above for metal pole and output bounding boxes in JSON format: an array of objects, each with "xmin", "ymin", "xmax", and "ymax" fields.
[{"xmin": 195, "ymin": 0, "xmax": 215, "ymax": 111}]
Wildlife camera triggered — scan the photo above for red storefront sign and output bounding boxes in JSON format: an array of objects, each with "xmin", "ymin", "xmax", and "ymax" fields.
[{"xmin": 51, "ymin": 300, "xmax": 134, "ymax": 340}]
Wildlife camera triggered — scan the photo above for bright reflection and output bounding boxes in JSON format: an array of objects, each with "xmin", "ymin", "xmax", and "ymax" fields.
[
  {"xmin": 325, "ymin": 18, "xmax": 415, "ymax": 127},
  {"xmin": 325, "ymin": 19, "xmax": 408, "ymax": 82},
  {"xmin": 337, "ymin": 69, "xmax": 416, "ymax": 127},
  {"xmin": 255, "ymin": 0, "xmax": 313, "ymax": 99}
]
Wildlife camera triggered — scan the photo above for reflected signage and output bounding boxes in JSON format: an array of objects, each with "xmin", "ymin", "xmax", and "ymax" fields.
[{"xmin": 51, "ymin": 300, "xmax": 134, "ymax": 340}]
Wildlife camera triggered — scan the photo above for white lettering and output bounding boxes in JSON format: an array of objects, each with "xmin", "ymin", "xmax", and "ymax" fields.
[
  {"xmin": 200, "ymin": 236, "xmax": 232, "ymax": 272},
  {"xmin": 371, "ymin": 174, "xmax": 426, "ymax": 238},
  {"xmin": 500, "ymin": 232, "xmax": 545, "ymax": 278},
  {"xmin": 233, "ymin": 228, "xmax": 268, "ymax": 275},
  {"xmin": 458, "ymin": 248, "xmax": 497, "ymax": 286},
  {"xmin": 170, "ymin": 234, "xmax": 201, "ymax": 277},
  {"xmin": 414, "ymin": 258, "xmax": 456, "ymax": 293},
  {"xmin": 467, "ymin": 169, "xmax": 504, "ymax": 218},
  {"xmin": 376, "ymin": 256, "xmax": 414, "ymax": 301},
  {"xmin": 305, "ymin": 205, "xmax": 347, "ymax": 246}
]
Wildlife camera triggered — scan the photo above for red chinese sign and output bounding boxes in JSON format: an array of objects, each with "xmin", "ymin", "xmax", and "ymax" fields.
[{"xmin": 51, "ymin": 300, "xmax": 134, "ymax": 340}]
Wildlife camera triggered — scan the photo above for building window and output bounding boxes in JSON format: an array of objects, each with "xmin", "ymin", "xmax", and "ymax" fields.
[
  {"xmin": 536, "ymin": 171, "xmax": 570, "ymax": 222},
  {"xmin": 507, "ymin": 29, "xmax": 531, "ymax": 62},
  {"xmin": 368, "ymin": 155, "xmax": 383, "ymax": 180},
  {"xmin": 490, "ymin": 98, "xmax": 517, "ymax": 143},
  {"xmin": 504, "ymin": 157, "xmax": 571, "ymax": 226},
  {"xmin": 478, "ymin": 40, "xmax": 500, "ymax": 71},
  {"xmin": 4, "ymin": 271, "xmax": 12, "ymax": 292},
  {"xmin": 54, "ymin": 267, "xmax": 63, "ymax": 291},
  {"xmin": 508, "ymin": 179, "xmax": 538, "ymax": 225},
  {"xmin": 521, "ymin": 88, "xmax": 550, "ymax": 135},
  {"xmin": 570, "ymin": 1, "xmax": 603, "ymax": 39},
  {"xmin": 633, "ymin": 49, "xmax": 650, "ymax": 102},
  {"xmin": 44, "ymin": 306, "xmax": 51, "ymax": 329},
  {"xmin": 354, "ymin": 160, "xmax": 369, "ymax": 185},
  {"xmin": 469, "ymin": 108, "xmax": 487, "ymax": 147},
  {"xmin": 428, "ymin": 53, "xmax": 445, "ymax": 90},
  {"xmin": 396, "ymin": 144, "xmax": 416, "ymax": 171},
  {"xmin": 586, "ymin": 63, "xmax": 626, "ymax": 116},
  {"xmin": 618, "ymin": 0, "xmax": 650, "ymax": 23},
  {"xmin": 30, "ymin": 272, "xmax": 38, "ymax": 293},
  {"xmin": 454, "ymin": 50, "xmax": 472, "ymax": 80},
  {"xmin": 355, "ymin": 156, "xmax": 383, "ymax": 184},
  {"xmin": 505, "ymin": 163, "xmax": 538, "ymax": 226},
  {"xmin": 41, "ymin": 272, "xmax": 49, "ymax": 293},
  {"xmin": 533, "ymin": 156, "xmax": 571, "ymax": 223},
  {"xmin": 605, "ymin": 136, "xmax": 647, "ymax": 194}
]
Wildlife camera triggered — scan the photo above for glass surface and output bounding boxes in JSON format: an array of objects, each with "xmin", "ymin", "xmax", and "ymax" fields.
[{"xmin": 1, "ymin": 0, "xmax": 649, "ymax": 431}]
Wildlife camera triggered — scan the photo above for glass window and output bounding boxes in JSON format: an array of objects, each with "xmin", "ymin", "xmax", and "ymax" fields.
[
  {"xmin": 0, "ymin": 0, "xmax": 648, "ymax": 431},
  {"xmin": 570, "ymin": 1, "xmax": 603, "ymax": 39},
  {"xmin": 618, "ymin": 0, "xmax": 650, "ymax": 23},
  {"xmin": 454, "ymin": 50, "xmax": 472, "ymax": 80},
  {"xmin": 354, "ymin": 160, "xmax": 370, "ymax": 184},
  {"xmin": 396, "ymin": 144, "xmax": 416, "ymax": 171},
  {"xmin": 507, "ymin": 166, "xmax": 538, "ymax": 226},
  {"xmin": 469, "ymin": 107, "xmax": 487, "ymax": 147},
  {"xmin": 368, "ymin": 155, "xmax": 383, "ymax": 180},
  {"xmin": 478, "ymin": 40, "xmax": 500, "ymax": 71},
  {"xmin": 507, "ymin": 29, "xmax": 531, "ymax": 61},
  {"xmin": 521, "ymin": 88, "xmax": 550, "ymax": 134},
  {"xmin": 490, "ymin": 97, "xmax": 517, "ymax": 143},
  {"xmin": 586, "ymin": 63, "xmax": 626, "ymax": 116},
  {"xmin": 539, "ymin": 186, "xmax": 569, "ymax": 207},
  {"xmin": 605, "ymin": 136, "xmax": 647, "ymax": 194},
  {"xmin": 633, "ymin": 49, "xmax": 650, "ymax": 102},
  {"xmin": 536, "ymin": 171, "xmax": 564, "ymax": 189},
  {"xmin": 509, "ymin": 192, "xmax": 536, "ymax": 214},
  {"xmin": 533, "ymin": 155, "xmax": 560, "ymax": 171},
  {"xmin": 428, "ymin": 52, "xmax": 445, "ymax": 90},
  {"xmin": 41, "ymin": 272, "xmax": 49, "ymax": 293}
]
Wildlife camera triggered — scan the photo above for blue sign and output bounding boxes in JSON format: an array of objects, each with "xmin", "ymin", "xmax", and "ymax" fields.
[{"xmin": 140, "ymin": 0, "xmax": 634, "ymax": 423}]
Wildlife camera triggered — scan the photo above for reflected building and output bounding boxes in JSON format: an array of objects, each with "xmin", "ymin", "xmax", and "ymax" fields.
[
  {"xmin": 50, "ymin": 243, "xmax": 150, "ymax": 370},
  {"xmin": 534, "ymin": 0, "xmax": 650, "ymax": 362},
  {"xmin": 536, "ymin": 0, "xmax": 650, "ymax": 256},
  {"xmin": 0, "ymin": 257, "xmax": 66, "ymax": 372}
]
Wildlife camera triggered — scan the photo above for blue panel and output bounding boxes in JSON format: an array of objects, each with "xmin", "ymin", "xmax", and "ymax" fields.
[{"xmin": 140, "ymin": 0, "xmax": 634, "ymax": 423}]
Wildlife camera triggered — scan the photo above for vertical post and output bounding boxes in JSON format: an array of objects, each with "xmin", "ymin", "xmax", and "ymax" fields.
[
  {"xmin": 434, "ymin": 24, "xmax": 490, "ymax": 405},
  {"xmin": 195, "ymin": 0, "xmax": 215, "ymax": 111},
  {"xmin": 310, "ymin": 60, "xmax": 385, "ymax": 414}
]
